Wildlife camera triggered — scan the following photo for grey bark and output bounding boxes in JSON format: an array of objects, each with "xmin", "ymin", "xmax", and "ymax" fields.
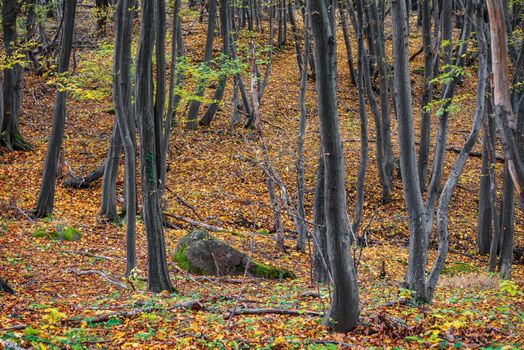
[
  {"xmin": 477, "ymin": 103, "xmax": 495, "ymax": 255},
  {"xmin": 1, "ymin": 0, "xmax": 31, "ymax": 151},
  {"xmin": 391, "ymin": 0, "xmax": 428, "ymax": 301},
  {"xmin": 136, "ymin": 0, "xmax": 173, "ymax": 293},
  {"xmin": 311, "ymin": 0, "xmax": 359, "ymax": 332},
  {"xmin": 498, "ymin": 163, "xmax": 515, "ymax": 279},
  {"xmin": 100, "ymin": 124, "xmax": 122, "ymax": 220},
  {"xmin": 34, "ymin": 0, "xmax": 77, "ymax": 218},
  {"xmin": 352, "ymin": 0, "xmax": 369, "ymax": 234},
  {"xmin": 312, "ymin": 151, "xmax": 329, "ymax": 283},
  {"xmin": 114, "ymin": 0, "xmax": 137, "ymax": 277},
  {"xmin": 295, "ymin": 0, "xmax": 310, "ymax": 252},
  {"xmin": 417, "ymin": 0, "xmax": 433, "ymax": 191}
]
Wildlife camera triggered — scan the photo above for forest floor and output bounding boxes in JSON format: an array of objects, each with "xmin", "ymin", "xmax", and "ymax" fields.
[{"xmin": 1, "ymin": 14, "xmax": 524, "ymax": 350}]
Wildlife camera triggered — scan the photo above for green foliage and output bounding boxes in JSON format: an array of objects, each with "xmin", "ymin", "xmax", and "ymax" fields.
[
  {"xmin": 499, "ymin": 280, "xmax": 521, "ymax": 297},
  {"xmin": 174, "ymin": 54, "xmax": 247, "ymax": 105},
  {"xmin": 32, "ymin": 224, "xmax": 81, "ymax": 242},
  {"xmin": 42, "ymin": 42, "xmax": 113, "ymax": 101},
  {"xmin": 430, "ymin": 64, "xmax": 466, "ymax": 86}
]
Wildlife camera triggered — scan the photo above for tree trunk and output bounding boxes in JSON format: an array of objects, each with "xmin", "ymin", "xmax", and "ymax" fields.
[
  {"xmin": 114, "ymin": 0, "xmax": 137, "ymax": 277},
  {"xmin": 34, "ymin": 0, "xmax": 77, "ymax": 218},
  {"xmin": 1, "ymin": 0, "xmax": 31, "ymax": 151},
  {"xmin": 186, "ymin": 0, "xmax": 218, "ymax": 129},
  {"xmin": 311, "ymin": 0, "xmax": 359, "ymax": 332},
  {"xmin": 391, "ymin": 0, "xmax": 428, "ymax": 301},
  {"xmin": 136, "ymin": 0, "xmax": 173, "ymax": 293}
]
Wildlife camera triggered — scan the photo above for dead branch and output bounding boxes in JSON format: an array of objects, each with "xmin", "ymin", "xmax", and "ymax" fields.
[
  {"xmin": 225, "ymin": 307, "xmax": 323, "ymax": 319},
  {"xmin": 64, "ymin": 300, "xmax": 208, "ymax": 326},
  {"xmin": 63, "ymin": 250, "xmax": 125, "ymax": 262},
  {"xmin": 0, "ymin": 324, "xmax": 27, "ymax": 332},
  {"xmin": 64, "ymin": 268, "xmax": 127, "ymax": 289},
  {"xmin": 163, "ymin": 213, "xmax": 243, "ymax": 236}
]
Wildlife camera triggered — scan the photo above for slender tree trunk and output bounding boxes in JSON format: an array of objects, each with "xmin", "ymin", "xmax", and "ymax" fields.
[
  {"xmin": 34, "ymin": 0, "xmax": 77, "ymax": 218},
  {"xmin": 477, "ymin": 102, "xmax": 495, "ymax": 255},
  {"xmin": 312, "ymin": 150, "xmax": 330, "ymax": 283},
  {"xmin": 200, "ymin": 0, "xmax": 232, "ymax": 126},
  {"xmin": 100, "ymin": 125, "xmax": 122, "ymax": 220},
  {"xmin": 417, "ymin": 0, "xmax": 433, "ymax": 191},
  {"xmin": 186, "ymin": 0, "xmax": 218, "ymax": 129},
  {"xmin": 498, "ymin": 163, "xmax": 515, "ymax": 279},
  {"xmin": 114, "ymin": 0, "xmax": 137, "ymax": 277},
  {"xmin": 427, "ymin": 14, "xmax": 488, "ymax": 300},
  {"xmin": 353, "ymin": 0, "xmax": 369, "ymax": 234},
  {"xmin": 295, "ymin": 0, "xmax": 310, "ymax": 252},
  {"xmin": 391, "ymin": 0, "xmax": 428, "ymax": 301}
]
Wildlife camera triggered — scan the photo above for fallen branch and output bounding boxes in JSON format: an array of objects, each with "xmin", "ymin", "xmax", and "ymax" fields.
[
  {"xmin": 163, "ymin": 213, "xmax": 243, "ymax": 236},
  {"xmin": 63, "ymin": 164, "xmax": 105, "ymax": 188},
  {"xmin": 225, "ymin": 307, "xmax": 323, "ymax": 319},
  {"xmin": 172, "ymin": 191, "xmax": 202, "ymax": 220},
  {"xmin": 0, "ymin": 324, "xmax": 27, "ymax": 332},
  {"xmin": 64, "ymin": 299, "xmax": 207, "ymax": 326},
  {"xmin": 64, "ymin": 268, "xmax": 127, "ymax": 289}
]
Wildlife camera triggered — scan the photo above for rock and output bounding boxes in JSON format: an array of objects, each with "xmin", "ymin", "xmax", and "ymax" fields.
[{"xmin": 174, "ymin": 230, "xmax": 295, "ymax": 279}]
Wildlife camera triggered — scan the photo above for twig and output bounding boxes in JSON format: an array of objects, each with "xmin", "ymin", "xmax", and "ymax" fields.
[
  {"xmin": 224, "ymin": 307, "xmax": 323, "ymax": 319},
  {"xmin": 163, "ymin": 213, "xmax": 243, "ymax": 236},
  {"xmin": 64, "ymin": 268, "xmax": 127, "ymax": 289},
  {"xmin": 165, "ymin": 189, "xmax": 202, "ymax": 220},
  {"xmin": 63, "ymin": 250, "xmax": 125, "ymax": 262},
  {"xmin": 9, "ymin": 201, "xmax": 34, "ymax": 222},
  {"xmin": 226, "ymin": 212, "xmax": 257, "ymax": 327}
]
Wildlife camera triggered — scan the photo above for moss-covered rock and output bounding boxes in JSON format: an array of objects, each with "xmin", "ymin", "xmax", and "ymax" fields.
[{"xmin": 173, "ymin": 230, "xmax": 296, "ymax": 279}]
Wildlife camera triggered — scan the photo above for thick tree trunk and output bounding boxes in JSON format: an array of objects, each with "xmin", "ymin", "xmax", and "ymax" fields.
[
  {"xmin": 487, "ymin": 0, "xmax": 524, "ymax": 207},
  {"xmin": 136, "ymin": 0, "xmax": 173, "ymax": 293},
  {"xmin": 311, "ymin": 0, "xmax": 359, "ymax": 332},
  {"xmin": 1, "ymin": 0, "xmax": 30, "ymax": 151}
]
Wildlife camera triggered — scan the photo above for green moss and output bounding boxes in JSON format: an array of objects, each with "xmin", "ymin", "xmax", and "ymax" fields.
[
  {"xmin": 248, "ymin": 260, "xmax": 296, "ymax": 279},
  {"xmin": 173, "ymin": 245, "xmax": 190, "ymax": 271},
  {"xmin": 173, "ymin": 244, "xmax": 206, "ymax": 275}
]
